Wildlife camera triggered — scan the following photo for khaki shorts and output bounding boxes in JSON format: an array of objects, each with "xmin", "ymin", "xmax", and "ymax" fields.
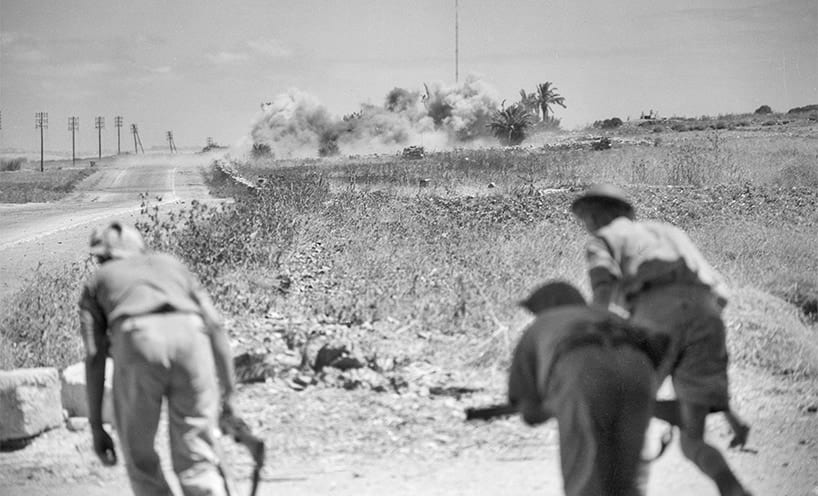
[{"xmin": 629, "ymin": 284, "xmax": 729, "ymax": 410}]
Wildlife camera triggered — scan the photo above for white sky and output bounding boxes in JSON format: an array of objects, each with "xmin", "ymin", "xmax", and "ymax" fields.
[{"xmin": 1, "ymin": 0, "xmax": 816, "ymax": 155}]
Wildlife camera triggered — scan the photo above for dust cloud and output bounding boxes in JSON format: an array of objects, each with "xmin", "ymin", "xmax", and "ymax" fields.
[{"xmin": 246, "ymin": 75, "xmax": 502, "ymax": 159}]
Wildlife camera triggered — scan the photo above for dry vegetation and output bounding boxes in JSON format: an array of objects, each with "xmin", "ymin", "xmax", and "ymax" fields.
[
  {"xmin": 0, "ymin": 163, "xmax": 97, "ymax": 203},
  {"xmin": 2, "ymin": 115, "xmax": 818, "ymax": 484},
  {"xmin": 3, "ymin": 118, "xmax": 817, "ymax": 376}
]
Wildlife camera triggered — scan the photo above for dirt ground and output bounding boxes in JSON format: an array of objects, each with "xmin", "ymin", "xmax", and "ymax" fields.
[
  {"xmin": 2, "ymin": 155, "xmax": 817, "ymax": 495},
  {"xmin": 1, "ymin": 366, "xmax": 816, "ymax": 495}
]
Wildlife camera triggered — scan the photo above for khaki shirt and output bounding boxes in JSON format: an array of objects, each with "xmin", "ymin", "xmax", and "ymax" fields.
[
  {"xmin": 586, "ymin": 217, "xmax": 729, "ymax": 307},
  {"xmin": 78, "ymin": 252, "xmax": 222, "ymax": 358}
]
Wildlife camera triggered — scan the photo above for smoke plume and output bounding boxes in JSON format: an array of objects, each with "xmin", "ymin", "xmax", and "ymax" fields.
[{"xmin": 248, "ymin": 75, "xmax": 501, "ymax": 158}]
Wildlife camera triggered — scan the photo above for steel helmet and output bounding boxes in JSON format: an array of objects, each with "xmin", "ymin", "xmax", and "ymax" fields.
[
  {"xmin": 519, "ymin": 281, "xmax": 586, "ymax": 314},
  {"xmin": 570, "ymin": 183, "xmax": 634, "ymax": 217},
  {"xmin": 89, "ymin": 221, "xmax": 146, "ymax": 260}
]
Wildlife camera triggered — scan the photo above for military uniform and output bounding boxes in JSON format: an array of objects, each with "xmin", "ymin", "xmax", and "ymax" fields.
[
  {"xmin": 79, "ymin": 223, "xmax": 232, "ymax": 496},
  {"xmin": 572, "ymin": 185, "xmax": 752, "ymax": 496},
  {"xmin": 508, "ymin": 303, "xmax": 658, "ymax": 496},
  {"xmin": 586, "ymin": 217, "xmax": 730, "ymax": 410}
]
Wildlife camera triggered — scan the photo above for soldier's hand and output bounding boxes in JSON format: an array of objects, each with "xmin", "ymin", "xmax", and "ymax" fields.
[{"xmin": 92, "ymin": 426, "xmax": 117, "ymax": 466}]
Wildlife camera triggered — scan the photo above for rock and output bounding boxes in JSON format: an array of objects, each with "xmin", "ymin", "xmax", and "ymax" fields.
[
  {"xmin": 66, "ymin": 417, "xmax": 89, "ymax": 432},
  {"xmin": 313, "ymin": 343, "xmax": 365, "ymax": 372},
  {"xmin": 233, "ymin": 352, "xmax": 277, "ymax": 383},
  {"xmin": 0, "ymin": 368, "xmax": 63, "ymax": 442},
  {"xmin": 60, "ymin": 359, "xmax": 115, "ymax": 424}
]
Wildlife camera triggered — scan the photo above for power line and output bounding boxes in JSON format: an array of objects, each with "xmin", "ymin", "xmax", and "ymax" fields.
[
  {"xmin": 68, "ymin": 116, "xmax": 79, "ymax": 166},
  {"xmin": 35, "ymin": 112, "xmax": 48, "ymax": 172}
]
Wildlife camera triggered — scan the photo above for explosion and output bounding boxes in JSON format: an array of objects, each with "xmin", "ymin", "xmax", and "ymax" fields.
[{"xmin": 249, "ymin": 75, "xmax": 501, "ymax": 158}]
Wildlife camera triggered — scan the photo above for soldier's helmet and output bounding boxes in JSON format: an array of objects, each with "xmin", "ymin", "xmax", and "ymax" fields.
[
  {"xmin": 570, "ymin": 183, "xmax": 634, "ymax": 218},
  {"xmin": 519, "ymin": 280, "xmax": 586, "ymax": 315},
  {"xmin": 89, "ymin": 221, "xmax": 145, "ymax": 260}
]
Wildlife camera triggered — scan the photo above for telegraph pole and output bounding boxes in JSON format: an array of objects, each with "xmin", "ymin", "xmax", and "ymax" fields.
[
  {"xmin": 166, "ymin": 131, "xmax": 177, "ymax": 153},
  {"xmin": 35, "ymin": 112, "xmax": 48, "ymax": 172},
  {"xmin": 114, "ymin": 115, "xmax": 123, "ymax": 154},
  {"xmin": 130, "ymin": 124, "xmax": 144, "ymax": 154},
  {"xmin": 455, "ymin": 0, "xmax": 459, "ymax": 83},
  {"xmin": 68, "ymin": 116, "xmax": 79, "ymax": 166},
  {"xmin": 95, "ymin": 116, "xmax": 105, "ymax": 159}
]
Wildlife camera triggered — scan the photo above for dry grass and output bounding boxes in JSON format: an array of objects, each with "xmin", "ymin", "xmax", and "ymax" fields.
[
  {"xmin": 0, "ymin": 167, "xmax": 97, "ymax": 203},
  {"xmin": 2, "ymin": 124, "xmax": 817, "ymax": 380}
]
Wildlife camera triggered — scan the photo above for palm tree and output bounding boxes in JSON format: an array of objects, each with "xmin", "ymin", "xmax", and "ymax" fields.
[
  {"xmin": 518, "ymin": 89, "xmax": 540, "ymax": 120},
  {"xmin": 488, "ymin": 104, "xmax": 535, "ymax": 146},
  {"xmin": 536, "ymin": 82, "xmax": 566, "ymax": 122}
]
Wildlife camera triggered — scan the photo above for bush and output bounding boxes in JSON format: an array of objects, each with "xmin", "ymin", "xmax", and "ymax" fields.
[
  {"xmin": 671, "ymin": 123, "xmax": 688, "ymax": 132},
  {"xmin": 593, "ymin": 117, "xmax": 623, "ymax": 129},
  {"xmin": 0, "ymin": 157, "xmax": 26, "ymax": 171},
  {"xmin": 754, "ymin": 105, "xmax": 773, "ymax": 115},
  {"xmin": 251, "ymin": 142, "xmax": 273, "ymax": 159}
]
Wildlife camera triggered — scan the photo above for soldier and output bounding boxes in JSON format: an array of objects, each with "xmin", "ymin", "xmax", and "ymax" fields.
[
  {"xmin": 509, "ymin": 280, "xmax": 669, "ymax": 496},
  {"xmin": 571, "ymin": 184, "xmax": 752, "ymax": 496},
  {"xmin": 78, "ymin": 221, "xmax": 237, "ymax": 496}
]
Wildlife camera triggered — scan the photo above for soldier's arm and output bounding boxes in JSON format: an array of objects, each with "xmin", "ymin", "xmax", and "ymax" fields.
[
  {"xmin": 508, "ymin": 336, "xmax": 552, "ymax": 426},
  {"xmin": 585, "ymin": 237, "xmax": 621, "ymax": 309},
  {"xmin": 78, "ymin": 287, "xmax": 108, "ymax": 430}
]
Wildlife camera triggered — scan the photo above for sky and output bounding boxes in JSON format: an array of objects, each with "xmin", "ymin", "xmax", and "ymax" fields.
[{"xmin": 1, "ymin": 0, "xmax": 816, "ymax": 157}]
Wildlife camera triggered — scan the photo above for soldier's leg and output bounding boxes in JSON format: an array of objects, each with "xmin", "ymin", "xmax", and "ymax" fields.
[
  {"xmin": 166, "ymin": 314, "xmax": 228, "ymax": 496},
  {"xmin": 552, "ymin": 348, "xmax": 607, "ymax": 496},
  {"xmin": 608, "ymin": 348, "xmax": 655, "ymax": 496},
  {"xmin": 111, "ymin": 319, "xmax": 174, "ymax": 496},
  {"xmin": 678, "ymin": 402, "xmax": 749, "ymax": 496},
  {"xmin": 724, "ymin": 408, "xmax": 750, "ymax": 449}
]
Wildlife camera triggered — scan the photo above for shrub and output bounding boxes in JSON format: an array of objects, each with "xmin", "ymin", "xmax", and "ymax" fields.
[
  {"xmin": 0, "ymin": 262, "xmax": 91, "ymax": 369},
  {"xmin": 671, "ymin": 123, "xmax": 688, "ymax": 132},
  {"xmin": 754, "ymin": 105, "xmax": 773, "ymax": 115},
  {"xmin": 0, "ymin": 157, "xmax": 26, "ymax": 171}
]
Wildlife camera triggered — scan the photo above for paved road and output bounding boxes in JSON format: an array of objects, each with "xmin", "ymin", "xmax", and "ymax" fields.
[{"xmin": 0, "ymin": 153, "xmax": 216, "ymax": 303}]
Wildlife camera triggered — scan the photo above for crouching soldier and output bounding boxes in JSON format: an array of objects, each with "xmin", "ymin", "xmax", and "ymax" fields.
[
  {"xmin": 508, "ymin": 280, "xmax": 669, "ymax": 496},
  {"xmin": 571, "ymin": 184, "xmax": 752, "ymax": 496},
  {"xmin": 78, "ymin": 221, "xmax": 237, "ymax": 496}
]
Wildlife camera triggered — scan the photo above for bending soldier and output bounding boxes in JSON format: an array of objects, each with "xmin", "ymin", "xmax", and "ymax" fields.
[
  {"xmin": 571, "ymin": 184, "xmax": 752, "ymax": 496},
  {"xmin": 78, "ymin": 221, "xmax": 237, "ymax": 496},
  {"xmin": 509, "ymin": 280, "xmax": 669, "ymax": 496}
]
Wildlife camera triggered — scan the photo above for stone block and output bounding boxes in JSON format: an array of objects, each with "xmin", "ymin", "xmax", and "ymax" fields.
[
  {"xmin": 0, "ymin": 367, "xmax": 63, "ymax": 441},
  {"xmin": 60, "ymin": 359, "xmax": 115, "ymax": 424}
]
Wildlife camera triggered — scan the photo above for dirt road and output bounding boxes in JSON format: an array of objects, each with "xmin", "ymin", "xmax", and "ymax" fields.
[{"xmin": 0, "ymin": 153, "xmax": 215, "ymax": 302}]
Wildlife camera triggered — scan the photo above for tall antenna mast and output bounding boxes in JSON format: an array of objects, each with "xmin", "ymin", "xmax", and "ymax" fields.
[{"xmin": 455, "ymin": 0, "xmax": 459, "ymax": 83}]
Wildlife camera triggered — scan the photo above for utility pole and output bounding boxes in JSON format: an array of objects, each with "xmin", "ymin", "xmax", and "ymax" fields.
[
  {"xmin": 95, "ymin": 116, "xmax": 105, "ymax": 159},
  {"xmin": 68, "ymin": 116, "xmax": 79, "ymax": 166},
  {"xmin": 114, "ymin": 115, "xmax": 123, "ymax": 154},
  {"xmin": 130, "ymin": 124, "xmax": 145, "ymax": 154},
  {"xmin": 35, "ymin": 112, "xmax": 48, "ymax": 172},
  {"xmin": 166, "ymin": 131, "xmax": 177, "ymax": 153},
  {"xmin": 455, "ymin": 0, "xmax": 459, "ymax": 83}
]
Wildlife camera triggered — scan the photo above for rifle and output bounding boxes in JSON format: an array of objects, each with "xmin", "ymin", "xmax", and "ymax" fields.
[
  {"xmin": 219, "ymin": 410, "xmax": 265, "ymax": 496},
  {"xmin": 465, "ymin": 403, "xmax": 518, "ymax": 421},
  {"xmin": 464, "ymin": 402, "xmax": 674, "ymax": 462}
]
